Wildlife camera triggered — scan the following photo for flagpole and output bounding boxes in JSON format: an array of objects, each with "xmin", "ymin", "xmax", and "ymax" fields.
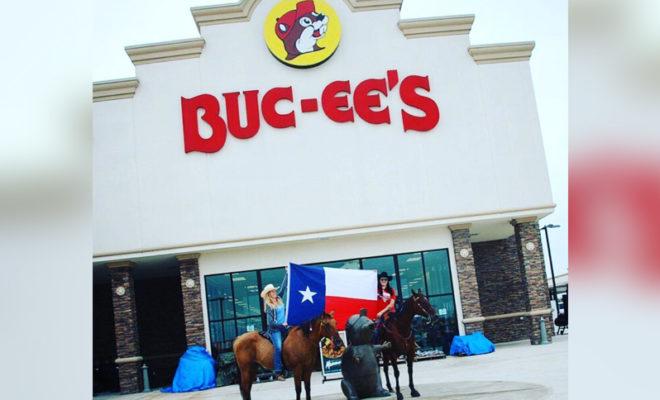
[{"xmin": 284, "ymin": 263, "xmax": 291, "ymax": 324}]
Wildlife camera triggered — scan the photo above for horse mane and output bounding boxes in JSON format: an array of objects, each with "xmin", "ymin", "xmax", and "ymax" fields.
[
  {"xmin": 295, "ymin": 313, "xmax": 330, "ymax": 337},
  {"xmin": 299, "ymin": 320, "xmax": 313, "ymax": 337},
  {"xmin": 393, "ymin": 296, "xmax": 413, "ymax": 320},
  {"xmin": 386, "ymin": 295, "xmax": 419, "ymax": 338}
]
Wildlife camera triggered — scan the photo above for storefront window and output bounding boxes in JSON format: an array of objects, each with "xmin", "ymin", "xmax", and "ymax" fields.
[
  {"xmin": 209, "ymin": 321, "xmax": 224, "ymax": 350},
  {"xmin": 232, "ymin": 272, "xmax": 259, "ymax": 318},
  {"xmin": 236, "ymin": 316, "xmax": 263, "ymax": 335},
  {"xmin": 223, "ymin": 320, "xmax": 237, "ymax": 346},
  {"xmin": 423, "ymin": 250, "xmax": 453, "ymax": 295},
  {"xmin": 429, "ymin": 294, "xmax": 456, "ymax": 321},
  {"xmin": 206, "ymin": 274, "xmax": 234, "ymax": 320},
  {"xmin": 313, "ymin": 259, "xmax": 360, "ymax": 269},
  {"xmin": 427, "ymin": 294, "xmax": 458, "ymax": 353},
  {"xmin": 205, "ymin": 267, "xmax": 286, "ymax": 360},
  {"xmin": 205, "ymin": 249, "xmax": 458, "ymax": 364},
  {"xmin": 261, "ymin": 268, "xmax": 287, "ymax": 303},
  {"xmin": 397, "ymin": 252, "xmax": 425, "ymax": 298},
  {"xmin": 362, "ymin": 255, "xmax": 397, "ymax": 290}
]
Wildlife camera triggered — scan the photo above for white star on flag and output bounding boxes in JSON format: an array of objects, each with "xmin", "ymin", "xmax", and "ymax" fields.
[{"xmin": 299, "ymin": 286, "xmax": 317, "ymax": 304}]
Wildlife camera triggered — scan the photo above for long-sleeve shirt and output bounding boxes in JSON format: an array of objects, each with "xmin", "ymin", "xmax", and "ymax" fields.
[
  {"xmin": 376, "ymin": 287, "xmax": 397, "ymax": 318},
  {"xmin": 266, "ymin": 273, "xmax": 288, "ymax": 333}
]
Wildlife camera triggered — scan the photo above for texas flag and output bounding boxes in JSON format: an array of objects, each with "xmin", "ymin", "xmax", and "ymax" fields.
[{"xmin": 285, "ymin": 263, "xmax": 377, "ymax": 329}]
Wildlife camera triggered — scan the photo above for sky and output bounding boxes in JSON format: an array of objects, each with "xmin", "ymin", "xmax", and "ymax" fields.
[{"xmin": 93, "ymin": 0, "xmax": 568, "ymax": 277}]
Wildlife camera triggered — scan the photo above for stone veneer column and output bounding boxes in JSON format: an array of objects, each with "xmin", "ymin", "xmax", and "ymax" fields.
[
  {"xmin": 511, "ymin": 217, "xmax": 554, "ymax": 344},
  {"xmin": 472, "ymin": 237, "xmax": 530, "ymax": 343},
  {"xmin": 449, "ymin": 224, "xmax": 485, "ymax": 334},
  {"xmin": 107, "ymin": 261, "xmax": 142, "ymax": 394},
  {"xmin": 177, "ymin": 253, "xmax": 207, "ymax": 347}
]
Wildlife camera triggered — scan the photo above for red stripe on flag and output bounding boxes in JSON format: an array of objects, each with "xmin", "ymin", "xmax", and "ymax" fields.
[{"xmin": 325, "ymin": 296, "xmax": 378, "ymax": 330}]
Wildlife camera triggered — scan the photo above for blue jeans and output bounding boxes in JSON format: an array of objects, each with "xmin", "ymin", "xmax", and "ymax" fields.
[{"xmin": 270, "ymin": 330, "xmax": 283, "ymax": 374}]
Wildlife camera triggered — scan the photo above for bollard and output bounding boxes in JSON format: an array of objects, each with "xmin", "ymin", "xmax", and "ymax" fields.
[
  {"xmin": 539, "ymin": 317, "xmax": 549, "ymax": 345},
  {"xmin": 142, "ymin": 364, "xmax": 151, "ymax": 392}
]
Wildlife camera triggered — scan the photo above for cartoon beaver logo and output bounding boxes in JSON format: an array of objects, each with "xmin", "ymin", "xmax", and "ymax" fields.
[
  {"xmin": 264, "ymin": 0, "xmax": 341, "ymax": 68},
  {"xmin": 275, "ymin": 0, "xmax": 329, "ymax": 60}
]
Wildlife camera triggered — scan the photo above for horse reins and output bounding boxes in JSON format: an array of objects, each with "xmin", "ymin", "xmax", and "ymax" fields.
[{"xmin": 381, "ymin": 295, "xmax": 433, "ymax": 350}]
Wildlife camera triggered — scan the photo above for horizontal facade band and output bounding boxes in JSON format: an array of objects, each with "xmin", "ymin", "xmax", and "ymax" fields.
[
  {"xmin": 115, "ymin": 356, "xmax": 143, "ymax": 364},
  {"xmin": 191, "ymin": 0, "xmax": 260, "ymax": 30},
  {"xmin": 125, "ymin": 38, "xmax": 205, "ymax": 66},
  {"xmin": 93, "ymin": 204, "xmax": 556, "ymax": 262},
  {"xmin": 511, "ymin": 216, "xmax": 539, "ymax": 224},
  {"xmin": 190, "ymin": 1, "xmax": 402, "ymax": 31},
  {"xmin": 107, "ymin": 261, "xmax": 136, "ymax": 269},
  {"xmin": 176, "ymin": 253, "xmax": 201, "ymax": 262},
  {"xmin": 448, "ymin": 223, "xmax": 472, "ymax": 232},
  {"xmin": 528, "ymin": 308, "xmax": 553, "ymax": 317},
  {"xmin": 462, "ymin": 316, "xmax": 486, "ymax": 324},
  {"xmin": 93, "ymin": 78, "xmax": 139, "ymax": 102},
  {"xmin": 468, "ymin": 41, "xmax": 536, "ymax": 64},
  {"xmin": 343, "ymin": 0, "xmax": 402, "ymax": 12},
  {"xmin": 398, "ymin": 15, "xmax": 474, "ymax": 38},
  {"xmin": 463, "ymin": 308, "xmax": 554, "ymax": 324}
]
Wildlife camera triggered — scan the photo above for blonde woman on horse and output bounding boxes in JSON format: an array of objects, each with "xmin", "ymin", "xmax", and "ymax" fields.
[{"xmin": 260, "ymin": 272, "xmax": 288, "ymax": 381}]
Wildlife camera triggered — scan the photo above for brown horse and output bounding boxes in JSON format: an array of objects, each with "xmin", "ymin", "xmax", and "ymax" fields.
[
  {"xmin": 379, "ymin": 289, "xmax": 436, "ymax": 400},
  {"xmin": 233, "ymin": 312, "xmax": 339, "ymax": 400}
]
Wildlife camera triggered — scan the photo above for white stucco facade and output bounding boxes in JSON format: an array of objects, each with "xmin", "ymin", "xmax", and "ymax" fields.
[
  {"xmin": 93, "ymin": 1, "xmax": 552, "ymax": 261},
  {"xmin": 93, "ymin": 0, "xmax": 555, "ymax": 352}
]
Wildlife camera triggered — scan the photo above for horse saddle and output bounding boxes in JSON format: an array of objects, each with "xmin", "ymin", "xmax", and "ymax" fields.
[
  {"xmin": 258, "ymin": 327, "xmax": 290, "ymax": 344},
  {"xmin": 258, "ymin": 331, "xmax": 273, "ymax": 343}
]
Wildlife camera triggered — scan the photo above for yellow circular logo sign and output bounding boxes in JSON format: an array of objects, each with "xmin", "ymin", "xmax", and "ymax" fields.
[{"xmin": 264, "ymin": 0, "xmax": 341, "ymax": 68}]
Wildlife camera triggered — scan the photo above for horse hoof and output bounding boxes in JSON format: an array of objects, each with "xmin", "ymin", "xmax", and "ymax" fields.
[
  {"xmin": 396, "ymin": 393, "xmax": 404, "ymax": 400},
  {"xmin": 411, "ymin": 389, "xmax": 421, "ymax": 397}
]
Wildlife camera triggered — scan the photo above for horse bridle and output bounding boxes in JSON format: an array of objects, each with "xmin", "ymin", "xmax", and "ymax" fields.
[{"xmin": 412, "ymin": 295, "xmax": 433, "ymax": 319}]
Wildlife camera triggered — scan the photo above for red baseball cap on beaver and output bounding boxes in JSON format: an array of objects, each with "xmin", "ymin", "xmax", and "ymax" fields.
[{"xmin": 275, "ymin": 0, "xmax": 316, "ymax": 40}]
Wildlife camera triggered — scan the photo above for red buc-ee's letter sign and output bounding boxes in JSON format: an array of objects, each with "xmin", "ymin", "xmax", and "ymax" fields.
[
  {"xmin": 400, "ymin": 75, "xmax": 440, "ymax": 133},
  {"xmin": 181, "ymin": 70, "xmax": 441, "ymax": 154},
  {"xmin": 181, "ymin": 94, "xmax": 227, "ymax": 154}
]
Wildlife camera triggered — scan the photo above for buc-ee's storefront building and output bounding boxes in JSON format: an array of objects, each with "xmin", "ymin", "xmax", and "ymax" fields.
[{"xmin": 92, "ymin": 0, "xmax": 555, "ymax": 395}]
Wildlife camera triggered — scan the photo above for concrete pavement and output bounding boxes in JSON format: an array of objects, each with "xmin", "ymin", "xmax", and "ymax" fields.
[{"xmin": 95, "ymin": 335, "xmax": 567, "ymax": 400}]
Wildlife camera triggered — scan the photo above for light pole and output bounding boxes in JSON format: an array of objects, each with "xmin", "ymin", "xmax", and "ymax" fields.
[{"xmin": 540, "ymin": 224, "xmax": 561, "ymax": 315}]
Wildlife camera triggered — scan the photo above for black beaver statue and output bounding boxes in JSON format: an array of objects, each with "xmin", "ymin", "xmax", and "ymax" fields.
[{"xmin": 341, "ymin": 310, "xmax": 392, "ymax": 400}]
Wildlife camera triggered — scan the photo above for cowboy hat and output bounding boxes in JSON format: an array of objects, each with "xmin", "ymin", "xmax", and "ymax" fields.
[
  {"xmin": 260, "ymin": 283, "xmax": 279, "ymax": 299},
  {"xmin": 378, "ymin": 271, "xmax": 393, "ymax": 281}
]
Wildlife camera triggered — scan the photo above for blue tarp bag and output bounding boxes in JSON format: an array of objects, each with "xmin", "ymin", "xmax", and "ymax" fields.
[
  {"xmin": 161, "ymin": 346, "xmax": 217, "ymax": 393},
  {"xmin": 449, "ymin": 332, "xmax": 495, "ymax": 356}
]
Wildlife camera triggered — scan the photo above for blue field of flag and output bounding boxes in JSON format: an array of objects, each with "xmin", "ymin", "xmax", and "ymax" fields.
[{"xmin": 285, "ymin": 263, "xmax": 327, "ymax": 325}]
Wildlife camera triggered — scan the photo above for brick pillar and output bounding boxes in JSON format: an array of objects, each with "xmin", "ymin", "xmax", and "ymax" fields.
[
  {"xmin": 108, "ymin": 261, "xmax": 142, "ymax": 394},
  {"xmin": 511, "ymin": 217, "xmax": 554, "ymax": 344},
  {"xmin": 449, "ymin": 224, "xmax": 485, "ymax": 333},
  {"xmin": 177, "ymin": 253, "xmax": 206, "ymax": 347}
]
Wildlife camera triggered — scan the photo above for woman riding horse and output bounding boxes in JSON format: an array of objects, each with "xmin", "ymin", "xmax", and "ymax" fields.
[
  {"xmin": 377, "ymin": 289, "xmax": 437, "ymax": 400},
  {"xmin": 233, "ymin": 312, "xmax": 338, "ymax": 400},
  {"xmin": 374, "ymin": 271, "xmax": 397, "ymax": 342},
  {"xmin": 260, "ymin": 276, "xmax": 288, "ymax": 381}
]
